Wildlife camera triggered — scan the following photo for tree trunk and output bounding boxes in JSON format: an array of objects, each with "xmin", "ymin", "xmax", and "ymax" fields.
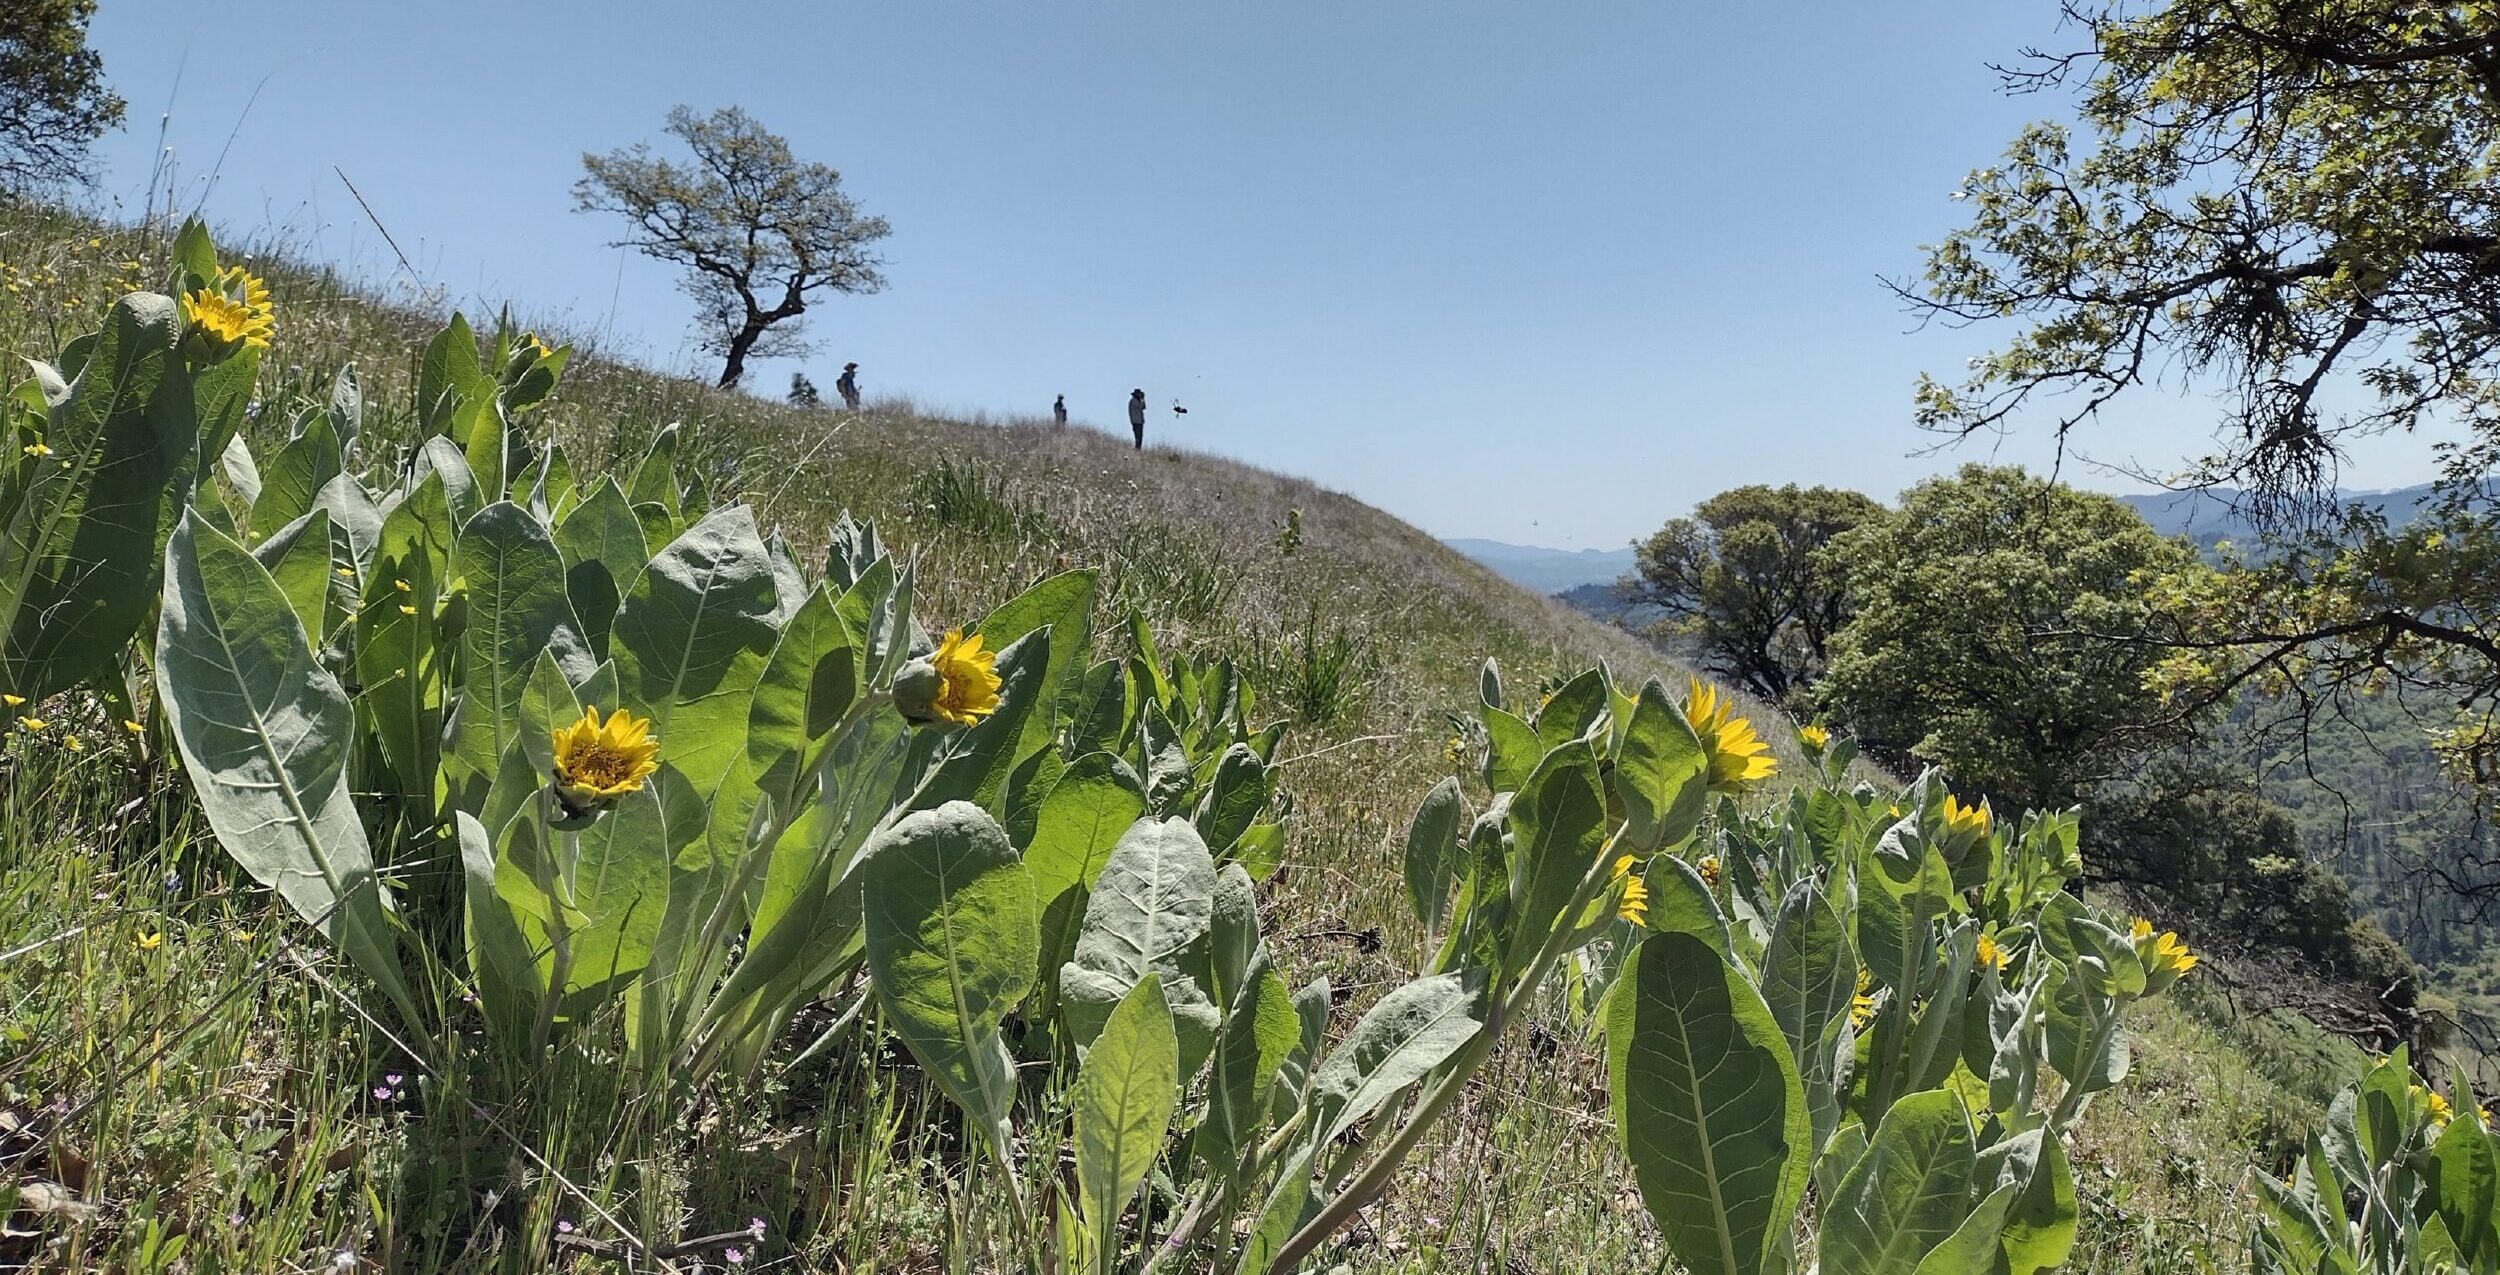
[{"xmin": 717, "ymin": 322, "xmax": 766, "ymax": 389}]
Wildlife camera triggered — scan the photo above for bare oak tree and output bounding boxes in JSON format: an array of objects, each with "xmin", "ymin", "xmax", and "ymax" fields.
[{"xmin": 577, "ymin": 105, "xmax": 889, "ymax": 389}]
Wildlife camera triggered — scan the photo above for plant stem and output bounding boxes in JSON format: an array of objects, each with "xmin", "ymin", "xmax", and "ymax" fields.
[{"xmin": 1265, "ymin": 831, "xmax": 1621, "ymax": 1270}]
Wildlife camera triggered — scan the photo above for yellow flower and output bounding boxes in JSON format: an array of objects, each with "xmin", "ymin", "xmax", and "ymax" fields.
[
  {"xmin": 2415, "ymin": 1084, "xmax": 2454, "ymax": 1128},
  {"xmin": 16, "ymin": 715, "xmax": 46, "ymax": 731},
  {"xmin": 1975, "ymin": 931, "xmax": 2007, "ymax": 970},
  {"xmin": 61, "ymin": 733, "xmax": 81, "ymax": 752},
  {"xmin": 180, "ymin": 265, "xmax": 275, "ymax": 357},
  {"xmin": 1696, "ymin": 854, "xmax": 1721, "ymax": 888},
  {"xmin": 1612, "ymin": 854, "xmax": 1649, "ymax": 927},
  {"xmin": 231, "ymin": 928, "xmax": 255, "ymax": 942},
  {"xmin": 395, "ymin": 579, "xmax": 411, "ymax": 592},
  {"xmin": 1682, "ymin": 678, "xmax": 1776, "ymax": 791},
  {"xmin": 1941, "ymin": 794, "xmax": 1990, "ymax": 839},
  {"xmin": 1798, "ymin": 723, "xmax": 1830, "ymax": 751},
  {"xmin": 2130, "ymin": 917, "xmax": 2198, "ymax": 990},
  {"xmin": 22, "ymin": 442, "xmax": 50, "ymax": 457},
  {"xmin": 1851, "ymin": 968, "xmax": 1877, "ymax": 1029},
  {"xmin": 122, "ymin": 719, "xmax": 143, "ymax": 733},
  {"xmin": 336, "ymin": 566, "xmax": 357, "ymax": 578},
  {"xmin": 135, "ymin": 931, "xmax": 163, "ymax": 951},
  {"xmin": 398, "ymin": 604, "xmax": 417, "ymax": 616},
  {"xmin": 929, "ymin": 629, "xmax": 1003, "ymax": 726},
  {"xmin": 2, "ymin": 694, "xmax": 22, "ymax": 707},
  {"xmin": 550, "ymin": 705, "xmax": 661, "ymax": 813}
]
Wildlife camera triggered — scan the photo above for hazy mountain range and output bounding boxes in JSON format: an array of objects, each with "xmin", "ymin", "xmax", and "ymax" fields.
[{"xmin": 1449, "ymin": 482, "xmax": 2454, "ymax": 596}]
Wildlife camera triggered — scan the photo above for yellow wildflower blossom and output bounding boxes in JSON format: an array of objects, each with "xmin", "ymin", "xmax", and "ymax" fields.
[
  {"xmin": 1975, "ymin": 931, "xmax": 2007, "ymax": 970},
  {"xmin": 16, "ymin": 715, "xmax": 46, "ymax": 731},
  {"xmin": 1851, "ymin": 968, "xmax": 1878, "ymax": 1030},
  {"xmin": 894, "ymin": 628, "xmax": 1002, "ymax": 727},
  {"xmin": 1612, "ymin": 854, "xmax": 1649, "ymax": 927},
  {"xmin": 1798, "ymin": 723, "xmax": 1830, "ymax": 751},
  {"xmin": 1682, "ymin": 678, "xmax": 1776, "ymax": 791},
  {"xmin": 2, "ymin": 694, "xmax": 21, "ymax": 707},
  {"xmin": 135, "ymin": 931, "xmax": 163, "ymax": 951},
  {"xmin": 1940, "ymin": 795, "xmax": 1990, "ymax": 843},
  {"xmin": 1696, "ymin": 854, "xmax": 1721, "ymax": 888},
  {"xmin": 22, "ymin": 442, "xmax": 50, "ymax": 457},
  {"xmin": 551, "ymin": 705, "xmax": 661, "ymax": 815},
  {"xmin": 2130, "ymin": 917, "xmax": 2199, "ymax": 991},
  {"xmin": 179, "ymin": 265, "xmax": 275, "ymax": 358}
]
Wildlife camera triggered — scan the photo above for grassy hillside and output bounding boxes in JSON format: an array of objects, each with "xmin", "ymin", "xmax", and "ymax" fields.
[{"xmin": 0, "ymin": 201, "xmax": 2366, "ymax": 1272}]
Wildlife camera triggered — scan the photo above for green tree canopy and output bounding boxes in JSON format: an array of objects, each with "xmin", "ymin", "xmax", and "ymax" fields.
[
  {"xmin": 1907, "ymin": 0, "xmax": 2500, "ymax": 789},
  {"xmin": 0, "ymin": 0, "xmax": 122, "ymax": 191},
  {"xmin": 1819, "ymin": 464, "xmax": 2199, "ymax": 811},
  {"xmin": 578, "ymin": 105, "xmax": 890, "ymax": 390},
  {"xmin": 1624, "ymin": 483, "xmax": 1886, "ymax": 707}
]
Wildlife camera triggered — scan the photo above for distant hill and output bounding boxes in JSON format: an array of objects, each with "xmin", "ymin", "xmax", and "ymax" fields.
[
  {"xmin": 1445, "ymin": 537, "xmax": 1637, "ymax": 594},
  {"xmin": 2116, "ymin": 483, "xmax": 2447, "ymax": 550}
]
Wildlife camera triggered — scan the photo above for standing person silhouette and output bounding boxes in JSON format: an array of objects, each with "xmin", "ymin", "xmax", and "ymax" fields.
[
  {"xmin": 1053, "ymin": 394, "xmax": 1068, "ymax": 427},
  {"xmin": 836, "ymin": 362, "xmax": 861, "ymax": 411},
  {"xmin": 1127, "ymin": 389, "xmax": 1147, "ymax": 450}
]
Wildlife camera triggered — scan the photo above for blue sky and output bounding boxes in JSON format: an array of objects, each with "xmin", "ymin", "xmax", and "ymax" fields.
[{"xmin": 82, "ymin": 2, "xmax": 2444, "ymax": 547}]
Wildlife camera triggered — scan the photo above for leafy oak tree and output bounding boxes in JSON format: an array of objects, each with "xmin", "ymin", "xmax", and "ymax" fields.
[
  {"xmin": 0, "ymin": 0, "xmax": 123, "ymax": 191},
  {"xmin": 1622, "ymin": 483, "xmax": 1886, "ymax": 706},
  {"xmin": 578, "ymin": 106, "xmax": 889, "ymax": 390},
  {"xmin": 1905, "ymin": 0, "xmax": 2500, "ymax": 787},
  {"xmin": 1819, "ymin": 464, "xmax": 2200, "ymax": 812}
]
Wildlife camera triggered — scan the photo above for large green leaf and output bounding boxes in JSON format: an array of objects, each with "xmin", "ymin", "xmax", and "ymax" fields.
[
  {"xmin": 1059, "ymin": 816, "xmax": 1222, "ymax": 1076},
  {"xmin": 1820, "ymin": 1088, "xmax": 1977, "ymax": 1275},
  {"xmin": 247, "ymin": 412, "xmax": 342, "ymax": 540},
  {"xmin": 1504, "ymin": 741, "xmax": 1607, "ymax": 969},
  {"xmin": 155, "ymin": 513, "xmax": 414, "ymax": 1023},
  {"xmin": 1200, "ymin": 963, "xmax": 1300, "ymax": 1185},
  {"xmin": 415, "ymin": 312, "xmax": 490, "ymax": 437},
  {"xmin": 1071, "ymin": 973, "xmax": 1179, "ymax": 1256},
  {"xmin": 1401, "ymin": 775, "xmax": 1465, "ymax": 932},
  {"xmin": 3, "ymin": 293, "xmax": 198, "ymax": 700},
  {"xmin": 2432, "ymin": 1110, "xmax": 2500, "ymax": 1269},
  {"xmin": 1763, "ymin": 878, "xmax": 1858, "ymax": 1153},
  {"xmin": 1977, "ymin": 1127, "xmax": 2078, "ymax": 1275},
  {"xmin": 250, "ymin": 509, "xmax": 337, "ymax": 652},
  {"xmin": 975, "ymin": 569, "xmax": 1095, "ymax": 766},
  {"xmin": 1308, "ymin": 969, "xmax": 1488, "ymax": 1147},
  {"xmin": 1609, "ymin": 930, "xmax": 1808, "ymax": 1275},
  {"xmin": 1192, "ymin": 743, "xmax": 1270, "ymax": 856},
  {"xmin": 745, "ymin": 581, "xmax": 857, "ymax": 815},
  {"xmin": 1028, "ymin": 752, "xmax": 1149, "ymax": 999},
  {"xmin": 445, "ymin": 502, "xmax": 594, "ymax": 813},
  {"xmin": 355, "ymin": 472, "xmax": 456, "ymax": 821},
  {"xmin": 612, "ymin": 505, "xmax": 784, "ymax": 795},
  {"xmin": 1615, "ymin": 677, "xmax": 1710, "ymax": 853},
  {"xmin": 860, "ymin": 802, "xmax": 1039, "ymax": 1160},
  {"xmin": 457, "ymin": 808, "xmax": 546, "ymax": 1047},
  {"xmin": 554, "ymin": 476, "xmax": 647, "ymax": 659}
]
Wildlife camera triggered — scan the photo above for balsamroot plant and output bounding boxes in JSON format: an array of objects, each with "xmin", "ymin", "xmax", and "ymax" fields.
[
  {"xmin": 2248, "ymin": 1048, "xmax": 2500, "ymax": 1275},
  {"xmin": 39, "ymin": 224, "xmax": 2196, "ymax": 1273}
]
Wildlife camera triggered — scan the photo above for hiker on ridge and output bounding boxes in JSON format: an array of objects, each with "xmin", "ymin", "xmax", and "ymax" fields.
[
  {"xmin": 1053, "ymin": 394, "xmax": 1068, "ymax": 427},
  {"xmin": 836, "ymin": 362, "xmax": 861, "ymax": 411},
  {"xmin": 1128, "ymin": 389, "xmax": 1147, "ymax": 450}
]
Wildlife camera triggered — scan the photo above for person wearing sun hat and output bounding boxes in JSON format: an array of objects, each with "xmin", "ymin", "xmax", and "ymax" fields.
[
  {"xmin": 836, "ymin": 362, "xmax": 861, "ymax": 410},
  {"xmin": 1128, "ymin": 388, "xmax": 1147, "ymax": 449}
]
